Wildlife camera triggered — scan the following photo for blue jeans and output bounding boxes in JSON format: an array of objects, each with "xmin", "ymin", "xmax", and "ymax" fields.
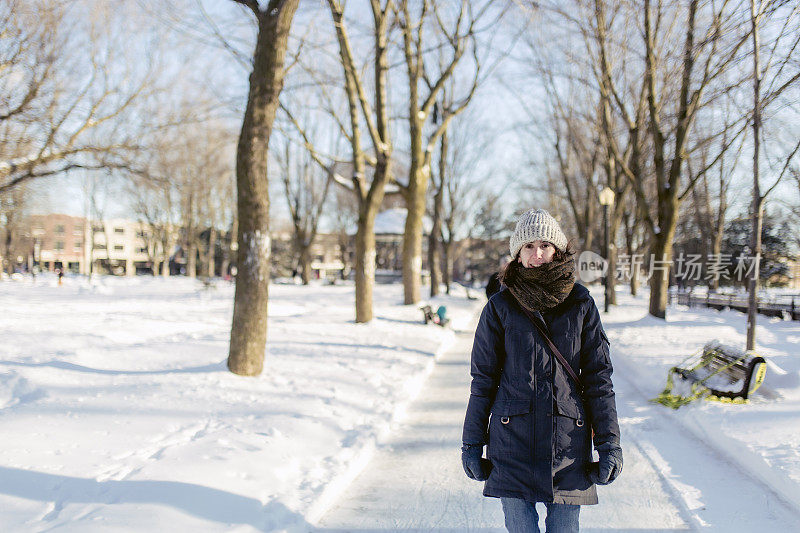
[{"xmin": 501, "ymin": 498, "xmax": 580, "ymax": 533}]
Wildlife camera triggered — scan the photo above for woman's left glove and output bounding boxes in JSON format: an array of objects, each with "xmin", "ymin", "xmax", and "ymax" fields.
[
  {"xmin": 461, "ymin": 443, "xmax": 492, "ymax": 481},
  {"xmin": 589, "ymin": 442, "xmax": 623, "ymax": 485}
]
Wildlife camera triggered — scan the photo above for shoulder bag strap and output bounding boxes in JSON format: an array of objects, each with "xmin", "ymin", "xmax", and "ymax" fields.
[{"xmin": 519, "ymin": 306, "xmax": 583, "ymax": 393}]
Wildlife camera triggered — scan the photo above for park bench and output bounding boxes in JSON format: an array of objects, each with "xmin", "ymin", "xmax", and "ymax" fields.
[
  {"xmin": 420, "ymin": 304, "xmax": 449, "ymax": 327},
  {"xmin": 654, "ymin": 340, "xmax": 767, "ymax": 408}
]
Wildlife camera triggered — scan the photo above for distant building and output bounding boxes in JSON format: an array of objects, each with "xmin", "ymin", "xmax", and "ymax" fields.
[
  {"xmin": 787, "ymin": 259, "xmax": 800, "ymax": 290},
  {"xmin": 25, "ymin": 214, "xmax": 168, "ymax": 275},
  {"xmin": 29, "ymin": 214, "xmax": 90, "ymax": 274},
  {"xmin": 16, "ymin": 209, "xmax": 470, "ymax": 283},
  {"xmin": 90, "ymin": 219, "xmax": 163, "ymax": 276}
]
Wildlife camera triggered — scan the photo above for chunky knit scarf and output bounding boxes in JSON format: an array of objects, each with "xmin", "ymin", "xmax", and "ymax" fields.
[{"xmin": 500, "ymin": 255, "xmax": 576, "ymax": 312}]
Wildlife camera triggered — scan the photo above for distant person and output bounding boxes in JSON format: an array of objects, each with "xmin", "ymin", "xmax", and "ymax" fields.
[
  {"xmin": 462, "ymin": 209, "xmax": 622, "ymax": 533},
  {"xmin": 486, "ymin": 257, "xmax": 511, "ymax": 299},
  {"xmin": 57, "ymin": 268, "xmax": 64, "ymax": 286},
  {"xmin": 485, "ymin": 271, "xmax": 501, "ymax": 299}
]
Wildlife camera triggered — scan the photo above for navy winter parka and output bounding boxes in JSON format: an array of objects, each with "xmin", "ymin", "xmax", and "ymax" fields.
[{"xmin": 462, "ymin": 283, "xmax": 620, "ymax": 505}]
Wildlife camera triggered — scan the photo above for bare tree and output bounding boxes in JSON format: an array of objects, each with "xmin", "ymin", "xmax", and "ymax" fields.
[
  {"xmin": 686, "ymin": 120, "xmax": 742, "ymax": 291},
  {"xmin": 638, "ymin": 0, "xmax": 751, "ymax": 318},
  {"xmin": 746, "ymin": 0, "xmax": 800, "ymax": 349},
  {"xmin": 274, "ymin": 132, "xmax": 333, "ymax": 284},
  {"xmin": 205, "ymin": 163, "xmax": 236, "ymax": 279},
  {"xmin": 591, "ymin": 0, "xmax": 646, "ymax": 307},
  {"xmin": 0, "ymin": 1, "xmax": 153, "ymax": 194},
  {"xmin": 324, "ymin": 0, "xmax": 395, "ymax": 322},
  {"xmin": 529, "ymin": 0, "xmax": 756, "ymax": 310},
  {"xmin": 227, "ymin": 0, "xmax": 300, "ymax": 377},
  {"xmin": 330, "ymin": 186, "xmax": 358, "ymax": 280},
  {"xmin": 433, "ymin": 109, "xmax": 490, "ymax": 294},
  {"xmin": 539, "ymin": 74, "xmax": 605, "ymax": 253},
  {"xmin": 130, "ymin": 179, "xmax": 177, "ymax": 277},
  {"xmin": 514, "ymin": 0, "xmax": 633, "ymax": 306},
  {"xmin": 277, "ymin": 0, "xmax": 395, "ymax": 321},
  {"xmin": 168, "ymin": 124, "xmax": 235, "ymax": 279},
  {"xmin": 427, "ymin": 99, "xmax": 448, "ymax": 297},
  {"xmin": 82, "ymin": 175, "xmax": 116, "ymax": 276},
  {"xmin": 127, "ymin": 137, "xmax": 180, "ymax": 279},
  {"xmin": 0, "ymin": 185, "xmax": 27, "ymax": 275},
  {"xmin": 395, "ymin": 1, "xmax": 496, "ymax": 304}
]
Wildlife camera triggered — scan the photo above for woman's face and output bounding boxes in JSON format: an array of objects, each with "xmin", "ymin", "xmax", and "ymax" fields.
[{"xmin": 518, "ymin": 240, "xmax": 556, "ymax": 267}]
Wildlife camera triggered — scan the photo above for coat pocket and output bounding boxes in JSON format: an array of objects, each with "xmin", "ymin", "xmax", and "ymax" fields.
[
  {"xmin": 488, "ymin": 399, "xmax": 532, "ymax": 459},
  {"xmin": 553, "ymin": 408, "xmax": 591, "ymax": 463},
  {"xmin": 555, "ymin": 400, "xmax": 586, "ymax": 425}
]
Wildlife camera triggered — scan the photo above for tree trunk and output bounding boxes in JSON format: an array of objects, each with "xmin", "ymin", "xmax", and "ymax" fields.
[
  {"xmin": 224, "ymin": 216, "xmax": 238, "ymax": 278},
  {"xmin": 747, "ymin": 197, "xmax": 763, "ymax": 350},
  {"xmin": 428, "ymin": 222, "xmax": 441, "ymax": 297},
  {"xmin": 187, "ymin": 239, "xmax": 197, "ymax": 278},
  {"xmin": 206, "ymin": 227, "xmax": 216, "ymax": 277},
  {"xmin": 428, "ymin": 128, "xmax": 447, "ymax": 297},
  {"xmin": 161, "ymin": 233, "xmax": 172, "ymax": 277},
  {"xmin": 712, "ymin": 188, "xmax": 726, "ymax": 278},
  {"xmin": 623, "ymin": 212, "xmax": 639, "ymax": 296},
  {"xmin": 442, "ymin": 238, "xmax": 453, "ymax": 294},
  {"xmin": 86, "ymin": 229, "xmax": 94, "ymax": 280},
  {"xmin": 327, "ymin": 0, "xmax": 393, "ymax": 322},
  {"xmin": 220, "ymin": 254, "xmax": 230, "ymax": 279},
  {"xmin": 596, "ymin": 3, "xmax": 619, "ymax": 308},
  {"xmin": 355, "ymin": 205, "xmax": 379, "ymax": 322},
  {"xmin": 643, "ymin": 0, "xmax": 705, "ymax": 319},
  {"xmin": 228, "ymin": 0, "xmax": 299, "ymax": 377},
  {"xmin": 220, "ymin": 224, "xmax": 230, "ymax": 278},
  {"xmin": 692, "ymin": 177, "xmax": 714, "ymax": 289},
  {"xmin": 606, "ymin": 221, "xmax": 618, "ymax": 306},
  {"xmin": 403, "ymin": 119, "xmax": 427, "ymax": 304},
  {"xmin": 3, "ymin": 226, "xmax": 12, "ymax": 276},
  {"xmin": 747, "ymin": 0, "xmax": 762, "ymax": 351},
  {"xmin": 582, "ymin": 202, "xmax": 595, "ymax": 253},
  {"xmin": 648, "ymin": 240, "xmax": 670, "ymax": 318},
  {"xmin": 338, "ymin": 232, "xmax": 349, "ymax": 280},
  {"xmin": 648, "ymin": 203, "xmax": 678, "ymax": 318},
  {"xmin": 299, "ymin": 244, "xmax": 311, "ymax": 285},
  {"xmin": 403, "ymin": 171, "xmax": 427, "ymax": 304}
]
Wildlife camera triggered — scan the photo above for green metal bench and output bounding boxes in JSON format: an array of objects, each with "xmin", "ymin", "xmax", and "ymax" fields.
[
  {"xmin": 420, "ymin": 304, "xmax": 449, "ymax": 327},
  {"xmin": 654, "ymin": 340, "xmax": 767, "ymax": 409}
]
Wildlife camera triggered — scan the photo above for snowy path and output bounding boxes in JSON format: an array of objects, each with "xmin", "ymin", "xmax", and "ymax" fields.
[
  {"xmin": 315, "ymin": 317, "xmax": 800, "ymax": 532},
  {"xmin": 314, "ymin": 320, "xmax": 505, "ymax": 532}
]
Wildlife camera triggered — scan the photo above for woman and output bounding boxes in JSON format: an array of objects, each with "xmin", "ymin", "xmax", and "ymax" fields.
[{"xmin": 461, "ymin": 209, "xmax": 622, "ymax": 533}]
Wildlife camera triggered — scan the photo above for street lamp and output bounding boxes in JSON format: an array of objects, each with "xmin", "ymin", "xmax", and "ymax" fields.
[{"xmin": 599, "ymin": 187, "xmax": 615, "ymax": 313}]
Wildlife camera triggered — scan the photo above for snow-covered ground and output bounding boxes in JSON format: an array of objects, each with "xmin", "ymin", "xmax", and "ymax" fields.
[
  {"xmin": 2, "ymin": 275, "xmax": 800, "ymax": 532},
  {"xmin": 605, "ymin": 288, "xmax": 800, "ymax": 515},
  {"xmin": 0, "ymin": 274, "xmax": 480, "ymax": 532}
]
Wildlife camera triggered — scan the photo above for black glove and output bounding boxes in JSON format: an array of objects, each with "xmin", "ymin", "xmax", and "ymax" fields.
[
  {"xmin": 588, "ymin": 442, "xmax": 623, "ymax": 485},
  {"xmin": 461, "ymin": 443, "xmax": 492, "ymax": 481}
]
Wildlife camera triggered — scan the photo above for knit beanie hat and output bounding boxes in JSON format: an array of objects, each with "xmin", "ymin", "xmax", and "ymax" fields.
[{"xmin": 509, "ymin": 209, "xmax": 568, "ymax": 258}]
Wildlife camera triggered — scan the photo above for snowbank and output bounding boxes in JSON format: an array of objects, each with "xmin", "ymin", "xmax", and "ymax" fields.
[
  {"xmin": 603, "ymin": 287, "xmax": 800, "ymax": 514},
  {"xmin": 0, "ymin": 274, "xmax": 482, "ymax": 531}
]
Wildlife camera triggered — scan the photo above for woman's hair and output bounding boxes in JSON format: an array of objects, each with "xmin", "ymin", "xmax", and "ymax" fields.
[{"xmin": 499, "ymin": 240, "xmax": 576, "ymax": 283}]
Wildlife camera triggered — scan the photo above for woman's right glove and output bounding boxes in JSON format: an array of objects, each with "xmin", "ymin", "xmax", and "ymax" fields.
[
  {"xmin": 461, "ymin": 443, "xmax": 492, "ymax": 481},
  {"xmin": 588, "ymin": 442, "xmax": 623, "ymax": 485}
]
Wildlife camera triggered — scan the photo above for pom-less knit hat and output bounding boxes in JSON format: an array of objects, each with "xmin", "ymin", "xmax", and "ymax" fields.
[{"xmin": 509, "ymin": 209, "xmax": 567, "ymax": 258}]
